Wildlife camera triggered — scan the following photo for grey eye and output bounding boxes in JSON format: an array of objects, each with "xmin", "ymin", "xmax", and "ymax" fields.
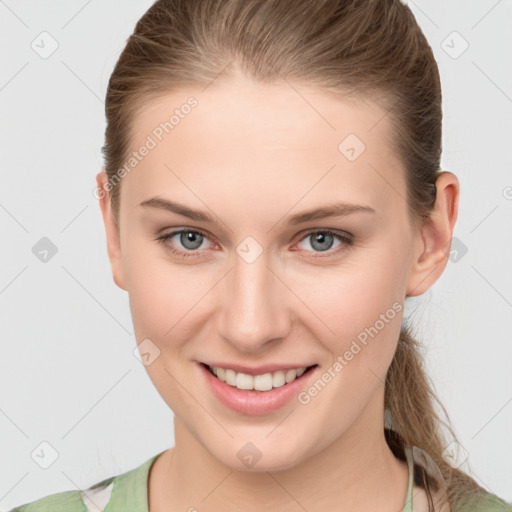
[
  {"xmin": 178, "ymin": 230, "xmax": 205, "ymax": 250},
  {"xmin": 309, "ymin": 232, "xmax": 335, "ymax": 252},
  {"xmin": 298, "ymin": 231, "xmax": 344, "ymax": 253}
]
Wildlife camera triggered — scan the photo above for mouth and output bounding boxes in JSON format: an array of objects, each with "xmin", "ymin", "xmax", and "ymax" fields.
[
  {"xmin": 200, "ymin": 362, "xmax": 318, "ymax": 392},
  {"xmin": 199, "ymin": 361, "xmax": 321, "ymax": 415}
]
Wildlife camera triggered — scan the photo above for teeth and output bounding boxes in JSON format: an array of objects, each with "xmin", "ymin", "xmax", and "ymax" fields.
[{"xmin": 209, "ymin": 365, "xmax": 310, "ymax": 391}]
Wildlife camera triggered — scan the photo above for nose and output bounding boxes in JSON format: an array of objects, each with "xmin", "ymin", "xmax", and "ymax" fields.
[{"xmin": 216, "ymin": 248, "xmax": 292, "ymax": 353}]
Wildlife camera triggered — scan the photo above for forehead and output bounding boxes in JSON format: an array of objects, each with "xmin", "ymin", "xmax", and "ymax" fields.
[{"xmin": 120, "ymin": 75, "xmax": 406, "ymax": 219}]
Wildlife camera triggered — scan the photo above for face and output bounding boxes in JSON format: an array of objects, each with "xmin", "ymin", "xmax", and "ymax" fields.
[{"xmin": 97, "ymin": 73, "xmax": 449, "ymax": 472}]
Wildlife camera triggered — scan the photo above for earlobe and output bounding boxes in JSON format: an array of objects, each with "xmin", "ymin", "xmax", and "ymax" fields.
[
  {"xmin": 405, "ymin": 171, "xmax": 460, "ymax": 297},
  {"xmin": 95, "ymin": 171, "xmax": 127, "ymax": 291}
]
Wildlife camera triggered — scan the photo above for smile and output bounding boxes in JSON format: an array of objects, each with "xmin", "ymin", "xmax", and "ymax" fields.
[
  {"xmin": 205, "ymin": 364, "xmax": 317, "ymax": 391},
  {"xmin": 198, "ymin": 361, "xmax": 321, "ymax": 415}
]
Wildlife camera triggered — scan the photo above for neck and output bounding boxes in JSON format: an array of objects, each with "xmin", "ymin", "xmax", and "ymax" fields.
[{"xmin": 150, "ymin": 391, "xmax": 410, "ymax": 512}]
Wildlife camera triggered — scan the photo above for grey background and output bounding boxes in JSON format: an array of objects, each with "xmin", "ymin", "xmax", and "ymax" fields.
[{"xmin": 1, "ymin": 0, "xmax": 511, "ymax": 509}]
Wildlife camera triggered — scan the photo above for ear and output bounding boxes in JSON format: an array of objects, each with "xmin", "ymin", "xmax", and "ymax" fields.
[
  {"xmin": 96, "ymin": 171, "xmax": 127, "ymax": 291},
  {"xmin": 405, "ymin": 171, "xmax": 460, "ymax": 297}
]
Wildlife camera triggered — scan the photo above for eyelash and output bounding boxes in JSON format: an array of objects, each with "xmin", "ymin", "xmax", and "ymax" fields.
[{"xmin": 155, "ymin": 228, "xmax": 353, "ymax": 260}]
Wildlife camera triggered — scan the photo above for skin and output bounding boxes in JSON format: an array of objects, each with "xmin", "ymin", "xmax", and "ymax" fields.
[{"xmin": 96, "ymin": 72, "xmax": 459, "ymax": 512}]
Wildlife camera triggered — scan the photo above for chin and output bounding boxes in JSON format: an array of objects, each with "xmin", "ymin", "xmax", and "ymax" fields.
[{"xmin": 215, "ymin": 444, "xmax": 306, "ymax": 473}]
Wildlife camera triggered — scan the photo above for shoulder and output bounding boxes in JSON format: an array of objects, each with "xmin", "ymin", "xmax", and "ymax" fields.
[
  {"xmin": 474, "ymin": 493, "xmax": 512, "ymax": 512},
  {"xmin": 6, "ymin": 476, "xmax": 114, "ymax": 512},
  {"xmin": 453, "ymin": 491, "xmax": 512, "ymax": 512},
  {"xmin": 6, "ymin": 451, "xmax": 164, "ymax": 512}
]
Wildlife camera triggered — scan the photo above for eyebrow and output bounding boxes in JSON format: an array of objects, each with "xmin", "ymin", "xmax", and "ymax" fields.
[{"xmin": 138, "ymin": 197, "xmax": 376, "ymax": 225}]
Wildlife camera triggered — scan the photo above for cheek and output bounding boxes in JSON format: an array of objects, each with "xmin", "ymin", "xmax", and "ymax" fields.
[
  {"xmin": 122, "ymin": 239, "xmax": 207, "ymax": 341},
  {"xmin": 299, "ymin": 256, "xmax": 405, "ymax": 337},
  {"xmin": 122, "ymin": 245, "xmax": 208, "ymax": 412},
  {"xmin": 294, "ymin": 260, "xmax": 406, "ymax": 432},
  {"xmin": 295, "ymin": 246, "xmax": 407, "ymax": 376}
]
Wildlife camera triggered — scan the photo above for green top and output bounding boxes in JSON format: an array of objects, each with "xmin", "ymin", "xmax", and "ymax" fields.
[{"xmin": 7, "ymin": 447, "xmax": 512, "ymax": 511}]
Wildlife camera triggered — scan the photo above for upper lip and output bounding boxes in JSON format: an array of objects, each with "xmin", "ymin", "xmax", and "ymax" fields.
[{"xmin": 200, "ymin": 361, "xmax": 317, "ymax": 376}]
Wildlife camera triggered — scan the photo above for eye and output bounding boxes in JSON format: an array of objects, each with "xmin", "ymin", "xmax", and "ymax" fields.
[
  {"xmin": 155, "ymin": 228, "xmax": 353, "ymax": 260},
  {"xmin": 294, "ymin": 229, "xmax": 353, "ymax": 257},
  {"xmin": 155, "ymin": 228, "xmax": 213, "ymax": 259}
]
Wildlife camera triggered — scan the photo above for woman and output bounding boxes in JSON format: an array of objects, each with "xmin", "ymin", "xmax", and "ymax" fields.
[{"xmin": 9, "ymin": 0, "xmax": 511, "ymax": 511}]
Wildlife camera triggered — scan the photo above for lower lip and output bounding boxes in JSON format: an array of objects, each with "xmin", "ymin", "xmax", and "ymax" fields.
[{"xmin": 198, "ymin": 362, "xmax": 319, "ymax": 415}]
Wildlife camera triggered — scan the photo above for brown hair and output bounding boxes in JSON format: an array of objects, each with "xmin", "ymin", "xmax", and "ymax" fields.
[{"xmin": 101, "ymin": 1, "xmax": 505, "ymax": 510}]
